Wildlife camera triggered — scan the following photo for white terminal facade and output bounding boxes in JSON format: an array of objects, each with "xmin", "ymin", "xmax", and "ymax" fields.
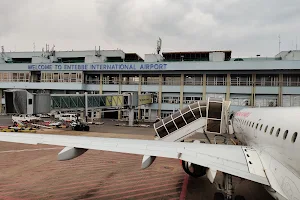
[{"xmin": 0, "ymin": 46, "xmax": 300, "ymax": 121}]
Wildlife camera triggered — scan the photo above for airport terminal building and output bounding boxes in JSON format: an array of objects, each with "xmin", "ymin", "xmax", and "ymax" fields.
[{"xmin": 0, "ymin": 46, "xmax": 300, "ymax": 121}]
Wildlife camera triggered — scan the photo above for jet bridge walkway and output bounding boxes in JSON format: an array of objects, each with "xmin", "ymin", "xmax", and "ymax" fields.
[
  {"xmin": 154, "ymin": 97, "xmax": 231, "ymax": 142},
  {"xmin": 50, "ymin": 93, "xmax": 154, "ymax": 111},
  {"xmin": 51, "ymin": 93, "xmax": 128, "ymax": 111}
]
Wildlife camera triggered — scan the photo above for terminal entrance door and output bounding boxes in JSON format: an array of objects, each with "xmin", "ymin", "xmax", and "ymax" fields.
[{"xmin": 103, "ymin": 110, "xmax": 118, "ymax": 119}]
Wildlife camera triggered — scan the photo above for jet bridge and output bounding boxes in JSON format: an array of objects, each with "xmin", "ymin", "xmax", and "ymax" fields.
[
  {"xmin": 50, "ymin": 92, "xmax": 154, "ymax": 111},
  {"xmin": 153, "ymin": 98, "xmax": 230, "ymax": 142}
]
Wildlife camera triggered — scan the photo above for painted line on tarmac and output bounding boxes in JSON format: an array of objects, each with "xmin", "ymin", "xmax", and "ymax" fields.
[
  {"xmin": 179, "ymin": 174, "xmax": 189, "ymax": 200},
  {"xmin": 0, "ymin": 147, "xmax": 61, "ymax": 153}
]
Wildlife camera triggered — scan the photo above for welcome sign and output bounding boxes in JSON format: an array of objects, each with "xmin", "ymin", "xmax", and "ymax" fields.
[{"xmin": 27, "ymin": 63, "xmax": 168, "ymax": 71}]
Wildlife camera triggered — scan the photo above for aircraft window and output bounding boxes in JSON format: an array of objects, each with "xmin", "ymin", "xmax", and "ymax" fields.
[
  {"xmin": 292, "ymin": 132, "xmax": 298, "ymax": 143},
  {"xmin": 256, "ymin": 123, "xmax": 259, "ymax": 129},
  {"xmin": 283, "ymin": 130, "xmax": 288, "ymax": 140},
  {"xmin": 264, "ymin": 125, "xmax": 268, "ymax": 133},
  {"xmin": 270, "ymin": 127, "xmax": 274, "ymax": 135},
  {"xmin": 260, "ymin": 124, "xmax": 263, "ymax": 131},
  {"xmin": 252, "ymin": 122, "xmax": 255, "ymax": 128},
  {"xmin": 249, "ymin": 121, "xmax": 251, "ymax": 127},
  {"xmin": 276, "ymin": 128, "xmax": 281, "ymax": 137}
]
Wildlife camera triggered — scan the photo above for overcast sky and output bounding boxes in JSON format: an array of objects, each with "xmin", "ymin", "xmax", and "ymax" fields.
[{"xmin": 0, "ymin": 0, "xmax": 299, "ymax": 58}]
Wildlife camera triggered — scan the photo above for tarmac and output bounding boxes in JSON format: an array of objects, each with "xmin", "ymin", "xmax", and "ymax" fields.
[{"xmin": 0, "ymin": 116, "xmax": 274, "ymax": 200}]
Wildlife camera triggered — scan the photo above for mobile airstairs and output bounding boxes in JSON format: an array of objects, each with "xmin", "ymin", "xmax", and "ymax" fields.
[
  {"xmin": 149, "ymin": 98, "xmax": 239, "ymax": 200},
  {"xmin": 143, "ymin": 97, "xmax": 232, "ymax": 170},
  {"xmin": 153, "ymin": 97, "xmax": 232, "ymax": 142}
]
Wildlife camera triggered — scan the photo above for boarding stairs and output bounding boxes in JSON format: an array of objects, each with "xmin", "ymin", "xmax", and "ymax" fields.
[{"xmin": 153, "ymin": 97, "xmax": 231, "ymax": 142}]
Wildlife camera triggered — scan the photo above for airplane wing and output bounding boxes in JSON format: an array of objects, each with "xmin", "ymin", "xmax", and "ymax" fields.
[{"xmin": 0, "ymin": 132, "xmax": 269, "ymax": 186}]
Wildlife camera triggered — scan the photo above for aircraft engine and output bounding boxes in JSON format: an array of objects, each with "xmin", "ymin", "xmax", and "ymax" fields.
[{"xmin": 181, "ymin": 160, "xmax": 207, "ymax": 178}]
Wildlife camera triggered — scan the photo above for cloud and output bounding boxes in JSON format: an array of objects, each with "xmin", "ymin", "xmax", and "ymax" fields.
[
  {"xmin": 0, "ymin": 0, "xmax": 30, "ymax": 37},
  {"xmin": 0, "ymin": 0, "xmax": 299, "ymax": 57},
  {"xmin": 96, "ymin": 0, "xmax": 300, "ymax": 57}
]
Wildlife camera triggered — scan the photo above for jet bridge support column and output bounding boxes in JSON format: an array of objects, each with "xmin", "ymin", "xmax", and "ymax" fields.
[
  {"xmin": 91, "ymin": 108, "xmax": 95, "ymax": 122},
  {"xmin": 128, "ymin": 108, "xmax": 134, "ymax": 126}
]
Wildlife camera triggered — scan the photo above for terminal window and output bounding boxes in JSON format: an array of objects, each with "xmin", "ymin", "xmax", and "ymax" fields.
[
  {"xmin": 230, "ymin": 75, "xmax": 252, "ymax": 86},
  {"xmin": 256, "ymin": 75, "xmax": 279, "ymax": 86},
  {"xmin": 206, "ymin": 75, "xmax": 227, "ymax": 86}
]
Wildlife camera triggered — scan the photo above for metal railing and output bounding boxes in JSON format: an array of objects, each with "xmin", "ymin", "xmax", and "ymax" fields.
[
  {"xmin": 0, "ymin": 79, "xmax": 31, "ymax": 82},
  {"xmin": 231, "ymin": 57, "xmax": 280, "ymax": 61},
  {"xmin": 184, "ymin": 81, "xmax": 203, "ymax": 85},
  {"xmin": 121, "ymin": 81, "xmax": 139, "ymax": 85},
  {"xmin": 85, "ymin": 80, "xmax": 100, "ymax": 84},
  {"xmin": 230, "ymin": 81, "xmax": 252, "ymax": 86},
  {"xmin": 162, "ymin": 80, "xmax": 181, "ymax": 85},
  {"xmin": 141, "ymin": 81, "xmax": 160, "ymax": 85},
  {"xmin": 255, "ymin": 81, "xmax": 279, "ymax": 86},
  {"xmin": 163, "ymin": 58, "xmax": 210, "ymax": 62},
  {"xmin": 102, "ymin": 80, "xmax": 120, "ymax": 84},
  {"xmin": 206, "ymin": 81, "xmax": 227, "ymax": 86},
  {"xmin": 282, "ymin": 82, "xmax": 300, "ymax": 86}
]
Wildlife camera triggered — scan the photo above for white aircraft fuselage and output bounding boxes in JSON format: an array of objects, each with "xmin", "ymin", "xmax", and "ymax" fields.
[{"xmin": 233, "ymin": 107, "xmax": 300, "ymax": 200}]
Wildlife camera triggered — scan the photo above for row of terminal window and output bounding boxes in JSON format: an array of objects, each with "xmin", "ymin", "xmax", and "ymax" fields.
[{"xmin": 237, "ymin": 118, "xmax": 298, "ymax": 143}]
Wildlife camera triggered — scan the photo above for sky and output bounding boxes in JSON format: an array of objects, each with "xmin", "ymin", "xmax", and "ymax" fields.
[{"xmin": 0, "ymin": 0, "xmax": 299, "ymax": 58}]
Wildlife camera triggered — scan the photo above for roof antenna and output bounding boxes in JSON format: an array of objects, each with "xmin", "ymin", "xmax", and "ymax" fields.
[{"xmin": 157, "ymin": 37, "xmax": 162, "ymax": 54}]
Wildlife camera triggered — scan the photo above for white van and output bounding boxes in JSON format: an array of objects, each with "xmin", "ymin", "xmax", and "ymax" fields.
[
  {"xmin": 59, "ymin": 113, "xmax": 80, "ymax": 122},
  {"xmin": 12, "ymin": 114, "xmax": 41, "ymax": 122}
]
